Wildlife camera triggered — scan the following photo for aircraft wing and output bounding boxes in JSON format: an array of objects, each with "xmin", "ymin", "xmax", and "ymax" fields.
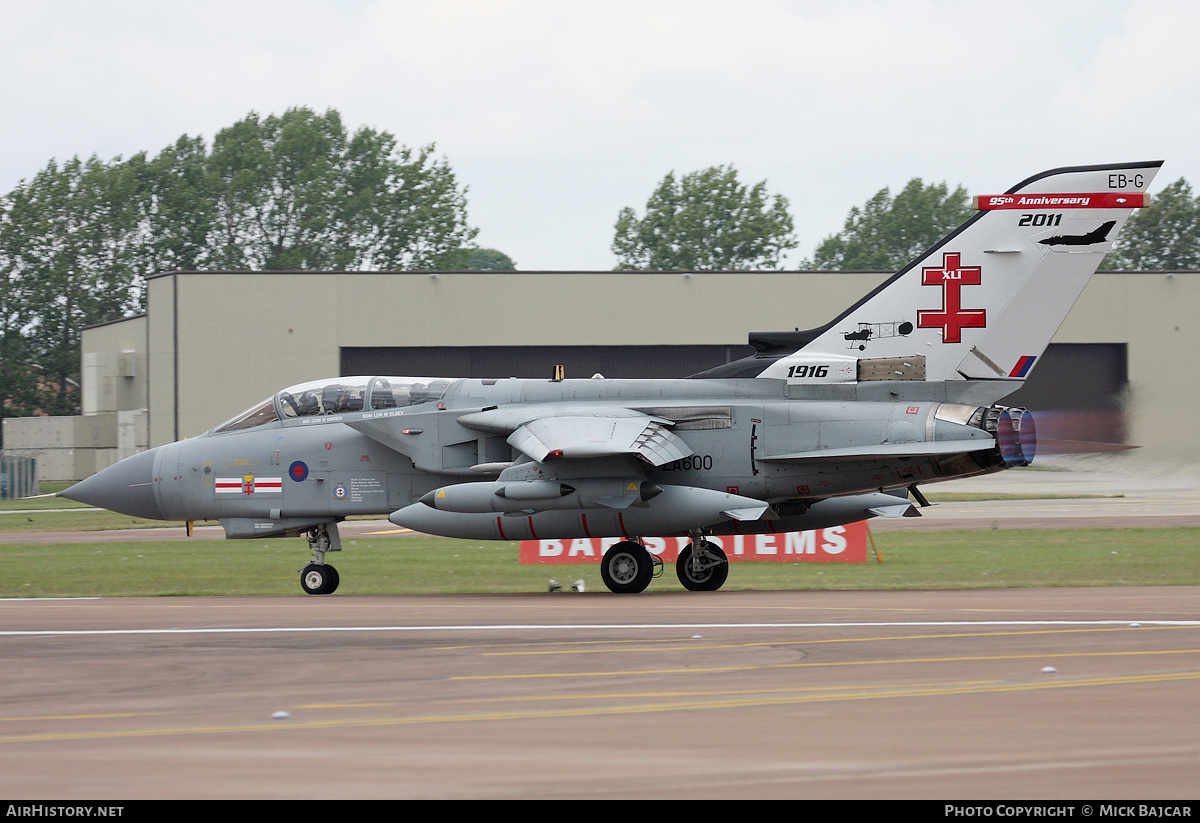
[
  {"xmin": 508, "ymin": 414, "xmax": 693, "ymax": 466},
  {"xmin": 458, "ymin": 406, "xmax": 694, "ymax": 466}
]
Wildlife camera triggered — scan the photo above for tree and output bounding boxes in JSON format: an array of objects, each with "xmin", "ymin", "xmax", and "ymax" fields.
[
  {"xmin": 0, "ymin": 157, "xmax": 141, "ymax": 416},
  {"xmin": 130, "ymin": 135, "xmax": 218, "ymax": 280},
  {"xmin": 0, "ymin": 106, "xmax": 480, "ymax": 421},
  {"xmin": 436, "ymin": 247, "xmax": 516, "ymax": 271},
  {"xmin": 0, "ymin": 203, "xmax": 38, "ymax": 424},
  {"xmin": 1103, "ymin": 178, "xmax": 1200, "ymax": 270},
  {"xmin": 805, "ymin": 179, "xmax": 972, "ymax": 270},
  {"xmin": 612, "ymin": 165, "xmax": 797, "ymax": 270},
  {"xmin": 205, "ymin": 108, "xmax": 476, "ymax": 270}
]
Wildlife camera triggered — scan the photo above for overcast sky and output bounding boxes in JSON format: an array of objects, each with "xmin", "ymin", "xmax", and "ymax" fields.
[{"xmin": 2, "ymin": 0, "xmax": 1196, "ymax": 270}]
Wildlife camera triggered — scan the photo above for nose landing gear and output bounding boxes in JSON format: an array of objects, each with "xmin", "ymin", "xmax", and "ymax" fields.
[
  {"xmin": 301, "ymin": 562, "xmax": 339, "ymax": 595},
  {"xmin": 300, "ymin": 522, "xmax": 342, "ymax": 595}
]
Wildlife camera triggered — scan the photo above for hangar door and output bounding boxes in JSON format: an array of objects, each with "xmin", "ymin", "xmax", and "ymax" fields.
[
  {"xmin": 343, "ymin": 343, "xmax": 1129, "ymax": 444},
  {"xmin": 341, "ymin": 345, "xmax": 755, "ymax": 381}
]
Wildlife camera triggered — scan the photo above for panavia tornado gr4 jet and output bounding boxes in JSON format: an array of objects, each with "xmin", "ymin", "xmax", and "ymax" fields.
[{"xmin": 62, "ymin": 161, "xmax": 1160, "ymax": 595}]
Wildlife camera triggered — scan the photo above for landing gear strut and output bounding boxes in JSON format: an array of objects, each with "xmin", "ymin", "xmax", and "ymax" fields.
[
  {"xmin": 600, "ymin": 540, "xmax": 662, "ymax": 594},
  {"xmin": 676, "ymin": 533, "xmax": 729, "ymax": 592},
  {"xmin": 300, "ymin": 523, "xmax": 342, "ymax": 595}
]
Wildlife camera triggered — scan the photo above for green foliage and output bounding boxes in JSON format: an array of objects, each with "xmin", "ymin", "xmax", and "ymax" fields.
[
  {"xmin": 612, "ymin": 165, "xmax": 797, "ymax": 270},
  {"xmin": 806, "ymin": 179, "xmax": 972, "ymax": 270},
  {"xmin": 133, "ymin": 135, "xmax": 220, "ymax": 275},
  {"xmin": 0, "ymin": 157, "xmax": 142, "ymax": 416},
  {"xmin": 435, "ymin": 247, "xmax": 517, "ymax": 271},
  {"xmin": 1103, "ymin": 178, "xmax": 1200, "ymax": 270},
  {"xmin": 0, "ymin": 106, "xmax": 477, "ymax": 422},
  {"xmin": 205, "ymin": 109, "xmax": 476, "ymax": 270}
]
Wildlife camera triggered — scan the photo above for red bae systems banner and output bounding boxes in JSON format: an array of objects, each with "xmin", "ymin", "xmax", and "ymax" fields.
[{"xmin": 519, "ymin": 521, "xmax": 868, "ymax": 564}]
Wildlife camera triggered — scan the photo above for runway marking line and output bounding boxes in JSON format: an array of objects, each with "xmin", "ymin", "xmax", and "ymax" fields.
[
  {"xmin": 2, "ymin": 670, "xmax": 1197, "ymax": 746},
  {"xmin": 451, "ymin": 679, "xmax": 1012, "ymax": 703},
  {"xmin": 293, "ymin": 680, "xmax": 1010, "ymax": 711},
  {"xmin": 0, "ymin": 712, "xmax": 151, "ymax": 723},
  {"xmin": 472, "ymin": 624, "xmax": 1200, "ymax": 656},
  {"xmin": 3, "ymin": 619, "xmax": 1199, "ymax": 638},
  {"xmin": 0, "ymin": 597, "xmax": 104, "ymax": 602},
  {"xmin": 434, "ymin": 636, "xmax": 704, "ymax": 651},
  {"xmin": 450, "ymin": 648, "xmax": 1200, "ymax": 680}
]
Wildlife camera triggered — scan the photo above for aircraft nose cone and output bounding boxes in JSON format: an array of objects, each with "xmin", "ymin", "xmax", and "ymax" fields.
[{"xmin": 59, "ymin": 447, "xmax": 165, "ymax": 520}]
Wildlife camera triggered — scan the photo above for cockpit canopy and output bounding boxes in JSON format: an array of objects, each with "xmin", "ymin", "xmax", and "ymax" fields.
[{"xmin": 214, "ymin": 376, "xmax": 453, "ymax": 433}]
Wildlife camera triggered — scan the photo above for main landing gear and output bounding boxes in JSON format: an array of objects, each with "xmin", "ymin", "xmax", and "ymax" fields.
[
  {"xmin": 300, "ymin": 523, "xmax": 342, "ymax": 595},
  {"xmin": 599, "ymin": 532, "xmax": 730, "ymax": 594},
  {"xmin": 676, "ymin": 537, "xmax": 729, "ymax": 592},
  {"xmin": 600, "ymin": 540, "xmax": 662, "ymax": 594}
]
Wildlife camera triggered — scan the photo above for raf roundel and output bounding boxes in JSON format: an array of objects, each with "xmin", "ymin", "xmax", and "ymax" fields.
[{"xmin": 288, "ymin": 461, "xmax": 309, "ymax": 482}]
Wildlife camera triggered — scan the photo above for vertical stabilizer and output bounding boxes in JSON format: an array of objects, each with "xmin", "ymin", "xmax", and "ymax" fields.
[{"xmin": 760, "ymin": 162, "xmax": 1161, "ymax": 384}]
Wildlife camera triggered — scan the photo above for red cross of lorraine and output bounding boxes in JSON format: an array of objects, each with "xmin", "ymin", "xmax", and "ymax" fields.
[{"xmin": 917, "ymin": 252, "xmax": 985, "ymax": 343}]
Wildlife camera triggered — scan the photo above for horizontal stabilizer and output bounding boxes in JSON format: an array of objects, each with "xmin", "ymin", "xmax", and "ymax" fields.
[{"xmin": 757, "ymin": 439, "xmax": 993, "ymax": 462}]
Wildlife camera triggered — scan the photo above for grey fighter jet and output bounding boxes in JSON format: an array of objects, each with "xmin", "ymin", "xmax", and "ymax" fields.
[{"xmin": 62, "ymin": 161, "xmax": 1161, "ymax": 595}]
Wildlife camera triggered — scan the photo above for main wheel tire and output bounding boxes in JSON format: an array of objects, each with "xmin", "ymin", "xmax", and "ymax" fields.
[
  {"xmin": 324, "ymin": 564, "xmax": 340, "ymax": 594},
  {"xmin": 301, "ymin": 563, "xmax": 334, "ymax": 595},
  {"xmin": 676, "ymin": 543, "xmax": 729, "ymax": 592},
  {"xmin": 600, "ymin": 542, "xmax": 655, "ymax": 594}
]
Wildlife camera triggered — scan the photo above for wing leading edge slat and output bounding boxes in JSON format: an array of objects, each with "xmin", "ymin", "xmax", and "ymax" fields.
[{"xmin": 507, "ymin": 415, "xmax": 694, "ymax": 467}]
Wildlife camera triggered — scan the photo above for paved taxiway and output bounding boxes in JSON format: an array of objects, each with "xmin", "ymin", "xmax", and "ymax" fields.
[
  {"xmin": 3, "ymin": 587, "xmax": 1199, "ymax": 799},
  {"xmin": 877, "ymin": 459, "xmax": 1200, "ymax": 531},
  {"xmin": 3, "ymin": 460, "xmax": 1196, "ymax": 797}
]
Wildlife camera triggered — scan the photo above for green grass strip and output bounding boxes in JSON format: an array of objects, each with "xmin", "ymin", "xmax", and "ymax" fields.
[{"xmin": 2, "ymin": 528, "xmax": 1198, "ymax": 598}]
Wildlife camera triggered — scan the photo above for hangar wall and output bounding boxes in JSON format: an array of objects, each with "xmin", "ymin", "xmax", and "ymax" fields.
[
  {"xmin": 104, "ymin": 269, "xmax": 1200, "ymax": 462},
  {"xmin": 2, "ymin": 316, "xmax": 150, "ymax": 481},
  {"xmin": 145, "ymin": 270, "xmax": 893, "ymax": 444},
  {"xmin": 1052, "ymin": 271, "xmax": 1197, "ymax": 458}
]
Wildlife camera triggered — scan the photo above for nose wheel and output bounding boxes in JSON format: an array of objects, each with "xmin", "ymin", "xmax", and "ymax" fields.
[
  {"xmin": 300, "ymin": 523, "xmax": 343, "ymax": 595},
  {"xmin": 301, "ymin": 563, "xmax": 339, "ymax": 595}
]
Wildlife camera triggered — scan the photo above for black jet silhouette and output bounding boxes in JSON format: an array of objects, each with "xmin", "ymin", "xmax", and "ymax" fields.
[{"xmin": 1038, "ymin": 220, "xmax": 1116, "ymax": 247}]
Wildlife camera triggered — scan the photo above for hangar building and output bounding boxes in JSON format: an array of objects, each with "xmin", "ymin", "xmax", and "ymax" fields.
[{"xmin": 5, "ymin": 268, "xmax": 1198, "ymax": 479}]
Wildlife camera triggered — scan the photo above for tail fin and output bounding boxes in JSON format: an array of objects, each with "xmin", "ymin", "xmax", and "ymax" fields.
[{"xmin": 760, "ymin": 161, "xmax": 1160, "ymax": 385}]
